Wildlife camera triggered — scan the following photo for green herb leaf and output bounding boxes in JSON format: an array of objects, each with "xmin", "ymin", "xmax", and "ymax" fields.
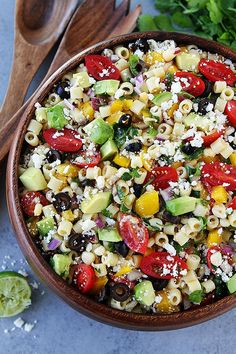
[
  {"xmin": 129, "ymin": 127, "xmax": 139, "ymax": 138},
  {"xmin": 138, "ymin": 14, "xmax": 158, "ymax": 32},
  {"xmin": 129, "ymin": 54, "xmax": 140, "ymax": 76},
  {"xmin": 120, "ymin": 203, "xmax": 130, "ymax": 213},
  {"xmin": 172, "ymin": 11, "xmax": 193, "ymax": 28},
  {"xmin": 131, "ymin": 168, "xmax": 141, "ymax": 178},
  {"xmin": 117, "ymin": 186, "xmax": 126, "ymax": 201},
  {"xmin": 154, "ymin": 15, "xmax": 174, "ymax": 31},
  {"xmin": 101, "ymin": 209, "xmax": 113, "ymax": 218},
  {"xmin": 121, "ymin": 172, "xmax": 132, "ymax": 181},
  {"xmin": 206, "ymin": 0, "xmax": 222, "ymax": 24},
  {"xmin": 188, "ymin": 290, "xmax": 204, "ymax": 303}
]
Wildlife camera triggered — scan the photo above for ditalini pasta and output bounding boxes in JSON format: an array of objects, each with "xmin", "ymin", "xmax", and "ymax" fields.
[{"xmin": 19, "ymin": 38, "xmax": 236, "ymax": 315}]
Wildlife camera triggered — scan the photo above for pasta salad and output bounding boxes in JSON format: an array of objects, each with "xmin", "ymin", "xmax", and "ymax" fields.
[{"xmin": 19, "ymin": 38, "xmax": 236, "ymax": 314}]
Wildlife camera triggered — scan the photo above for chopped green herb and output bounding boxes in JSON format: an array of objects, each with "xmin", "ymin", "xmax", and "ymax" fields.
[
  {"xmin": 101, "ymin": 209, "xmax": 113, "ymax": 218},
  {"xmin": 129, "ymin": 54, "xmax": 140, "ymax": 76},
  {"xmin": 121, "ymin": 172, "xmax": 132, "ymax": 181},
  {"xmin": 188, "ymin": 290, "xmax": 204, "ymax": 304},
  {"xmin": 117, "ymin": 186, "xmax": 126, "ymax": 201},
  {"xmin": 120, "ymin": 203, "xmax": 130, "ymax": 213}
]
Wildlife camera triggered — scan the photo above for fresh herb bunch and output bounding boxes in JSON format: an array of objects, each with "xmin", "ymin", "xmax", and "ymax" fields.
[{"xmin": 138, "ymin": 0, "xmax": 236, "ymax": 49}]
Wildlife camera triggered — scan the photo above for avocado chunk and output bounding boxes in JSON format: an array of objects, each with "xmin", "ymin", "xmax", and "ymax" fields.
[
  {"xmin": 84, "ymin": 118, "xmax": 114, "ymax": 144},
  {"xmin": 100, "ymin": 139, "xmax": 118, "ymax": 161},
  {"xmin": 176, "ymin": 52, "xmax": 200, "ymax": 72},
  {"xmin": 37, "ymin": 217, "xmax": 55, "ymax": 236},
  {"xmin": 98, "ymin": 227, "xmax": 122, "ymax": 242},
  {"xmin": 73, "ymin": 71, "xmax": 91, "ymax": 88},
  {"xmin": 94, "ymin": 80, "xmax": 120, "ymax": 96},
  {"xmin": 166, "ymin": 196, "xmax": 197, "ymax": 216},
  {"xmin": 184, "ymin": 112, "xmax": 210, "ymax": 131},
  {"xmin": 134, "ymin": 280, "xmax": 155, "ymax": 306},
  {"xmin": 47, "ymin": 105, "xmax": 67, "ymax": 130},
  {"xmin": 51, "ymin": 254, "xmax": 72, "ymax": 279},
  {"xmin": 80, "ymin": 192, "xmax": 112, "ymax": 214},
  {"xmin": 227, "ymin": 274, "xmax": 236, "ymax": 294},
  {"xmin": 152, "ymin": 92, "xmax": 172, "ymax": 106},
  {"xmin": 19, "ymin": 167, "xmax": 47, "ymax": 191}
]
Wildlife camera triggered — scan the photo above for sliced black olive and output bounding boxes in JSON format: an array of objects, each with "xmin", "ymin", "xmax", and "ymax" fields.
[
  {"xmin": 71, "ymin": 193, "xmax": 79, "ymax": 210},
  {"xmin": 200, "ymin": 78, "xmax": 213, "ymax": 97},
  {"xmin": 181, "ymin": 143, "xmax": 198, "ymax": 155},
  {"xmin": 55, "ymin": 80, "xmax": 70, "ymax": 99},
  {"xmin": 110, "ymin": 283, "xmax": 130, "ymax": 302},
  {"xmin": 125, "ymin": 142, "xmax": 142, "ymax": 152},
  {"xmin": 197, "ymin": 97, "xmax": 215, "ymax": 115},
  {"xmin": 46, "ymin": 149, "xmax": 62, "ymax": 163},
  {"xmin": 80, "ymin": 179, "xmax": 96, "ymax": 188},
  {"xmin": 68, "ymin": 233, "xmax": 87, "ymax": 252},
  {"xmin": 133, "ymin": 183, "xmax": 143, "ymax": 198},
  {"xmin": 150, "ymin": 278, "xmax": 168, "ymax": 291},
  {"xmin": 118, "ymin": 114, "xmax": 132, "ymax": 127},
  {"xmin": 162, "ymin": 210, "xmax": 181, "ymax": 224},
  {"xmin": 129, "ymin": 39, "xmax": 149, "ymax": 53},
  {"xmin": 114, "ymin": 241, "xmax": 129, "ymax": 257},
  {"xmin": 53, "ymin": 192, "xmax": 71, "ymax": 212},
  {"xmin": 95, "ymin": 284, "xmax": 110, "ymax": 303}
]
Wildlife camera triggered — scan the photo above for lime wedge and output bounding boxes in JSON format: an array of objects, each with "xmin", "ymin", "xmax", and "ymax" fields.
[{"xmin": 0, "ymin": 271, "xmax": 31, "ymax": 317}]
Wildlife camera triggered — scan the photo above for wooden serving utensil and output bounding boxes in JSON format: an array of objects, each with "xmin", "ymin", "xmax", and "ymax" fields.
[
  {"xmin": 0, "ymin": 0, "xmax": 78, "ymax": 128},
  {"xmin": 0, "ymin": 0, "xmax": 141, "ymax": 162}
]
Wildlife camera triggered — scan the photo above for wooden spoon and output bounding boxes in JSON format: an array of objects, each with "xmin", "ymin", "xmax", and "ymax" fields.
[
  {"xmin": 0, "ymin": 0, "xmax": 141, "ymax": 161},
  {"xmin": 0, "ymin": 0, "xmax": 78, "ymax": 127}
]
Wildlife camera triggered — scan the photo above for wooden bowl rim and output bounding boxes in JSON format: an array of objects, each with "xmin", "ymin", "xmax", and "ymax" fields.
[{"xmin": 7, "ymin": 31, "xmax": 236, "ymax": 331}]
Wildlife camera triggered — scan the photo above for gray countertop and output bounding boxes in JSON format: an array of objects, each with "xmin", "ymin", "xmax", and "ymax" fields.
[{"xmin": 0, "ymin": 1, "xmax": 235, "ymax": 353}]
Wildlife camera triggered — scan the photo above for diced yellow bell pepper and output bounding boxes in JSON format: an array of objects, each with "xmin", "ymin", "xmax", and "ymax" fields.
[
  {"xmin": 211, "ymin": 186, "xmax": 228, "ymax": 204},
  {"xmin": 62, "ymin": 210, "xmax": 75, "ymax": 221},
  {"xmin": 106, "ymin": 112, "xmax": 123, "ymax": 125},
  {"xmin": 202, "ymin": 155, "xmax": 220, "ymax": 164},
  {"xmin": 89, "ymin": 276, "xmax": 108, "ymax": 294},
  {"xmin": 56, "ymin": 163, "xmax": 79, "ymax": 178},
  {"xmin": 144, "ymin": 52, "xmax": 164, "ymax": 66},
  {"xmin": 123, "ymin": 99, "xmax": 133, "ymax": 110},
  {"xmin": 167, "ymin": 103, "xmax": 179, "ymax": 117},
  {"xmin": 135, "ymin": 190, "xmax": 159, "ymax": 217},
  {"xmin": 207, "ymin": 230, "xmax": 222, "ymax": 247},
  {"xmin": 171, "ymin": 161, "xmax": 182, "ymax": 169},
  {"xmin": 179, "ymin": 46, "xmax": 188, "ymax": 52},
  {"xmin": 114, "ymin": 266, "xmax": 132, "ymax": 277},
  {"xmin": 154, "ymin": 290, "xmax": 179, "ymax": 313},
  {"xmin": 141, "ymin": 108, "xmax": 151, "ymax": 117},
  {"xmin": 230, "ymin": 152, "xmax": 236, "ymax": 167},
  {"xmin": 113, "ymin": 154, "xmax": 131, "ymax": 168},
  {"xmin": 110, "ymin": 100, "xmax": 123, "ymax": 113},
  {"xmin": 81, "ymin": 102, "xmax": 94, "ymax": 121},
  {"xmin": 166, "ymin": 64, "xmax": 178, "ymax": 74},
  {"xmin": 141, "ymin": 147, "xmax": 152, "ymax": 172},
  {"xmin": 54, "ymin": 174, "xmax": 68, "ymax": 189}
]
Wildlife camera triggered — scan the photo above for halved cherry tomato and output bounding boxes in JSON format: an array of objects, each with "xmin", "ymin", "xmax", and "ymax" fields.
[
  {"xmin": 207, "ymin": 246, "xmax": 221, "ymax": 273},
  {"xmin": 72, "ymin": 151, "xmax": 101, "ymax": 167},
  {"xmin": 140, "ymin": 252, "xmax": 188, "ymax": 279},
  {"xmin": 74, "ymin": 264, "xmax": 96, "ymax": 294},
  {"xmin": 201, "ymin": 162, "xmax": 236, "ymax": 191},
  {"xmin": 202, "ymin": 130, "xmax": 224, "ymax": 146},
  {"xmin": 199, "ymin": 59, "xmax": 236, "ymax": 86},
  {"xmin": 118, "ymin": 213, "xmax": 149, "ymax": 254},
  {"xmin": 21, "ymin": 192, "xmax": 49, "ymax": 216},
  {"xmin": 225, "ymin": 100, "xmax": 236, "ymax": 128},
  {"xmin": 175, "ymin": 72, "xmax": 205, "ymax": 97},
  {"xmin": 85, "ymin": 55, "xmax": 120, "ymax": 81},
  {"xmin": 228, "ymin": 196, "xmax": 236, "ymax": 210},
  {"xmin": 145, "ymin": 166, "xmax": 178, "ymax": 190},
  {"xmin": 43, "ymin": 128, "xmax": 83, "ymax": 153}
]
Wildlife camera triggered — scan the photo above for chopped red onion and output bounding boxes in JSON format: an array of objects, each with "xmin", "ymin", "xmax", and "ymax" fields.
[
  {"xmin": 48, "ymin": 238, "xmax": 61, "ymax": 250},
  {"xmin": 221, "ymin": 245, "xmax": 234, "ymax": 256},
  {"xmin": 95, "ymin": 216, "xmax": 105, "ymax": 229},
  {"xmin": 63, "ymin": 99, "xmax": 74, "ymax": 111},
  {"xmin": 135, "ymin": 74, "xmax": 143, "ymax": 84},
  {"xmin": 87, "ymin": 88, "xmax": 95, "ymax": 97},
  {"xmin": 91, "ymin": 97, "xmax": 107, "ymax": 111},
  {"xmin": 159, "ymin": 187, "xmax": 173, "ymax": 201}
]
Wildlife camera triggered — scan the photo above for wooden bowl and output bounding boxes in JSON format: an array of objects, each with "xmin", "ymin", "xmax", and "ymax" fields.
[{"xmin": 7, "ymin": 32, "xmax": 236, "ymax": 330}]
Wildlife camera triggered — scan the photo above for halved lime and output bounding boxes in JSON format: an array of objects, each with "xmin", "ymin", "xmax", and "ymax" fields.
[{"xmin": 0, "ymin": 271, "xmax": 31, "ymax": 317}]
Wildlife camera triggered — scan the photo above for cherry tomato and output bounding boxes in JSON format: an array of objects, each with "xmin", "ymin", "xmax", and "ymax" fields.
[
  {"xmin": 201, "ymin": 162, "xmax": 236, "ymax": 191},
  {"xmin": 175, "ymin": 72, "xmax": 205, "ymax": 97},
  {"xmin": 145, "ymin": 166, "xmax": 178, "ymax": 190},
  {"xmin": 74, "ymin": 264, "xmax": 96, "ymax": 294},
  {"xmin": 228, "ymin": 196, "xmax": 236, "ymax": 210},
  {"xmin": 199, "ymin": 59, "xmax": 236, "ymax": 86},
  {"xmin": 118, "ymin": 213, "xmax": 149, "ymax": 254},
  {"xmin": 140, "ymin": 252, "xmax": 188, "ymax": 279},
  {"xmin": 43, "ymin": 128, "xmax": 83, "ymax": 153},
  {"xmin": 72, "ymin": 151, "xmax": 101, "ymax": 167},
  {"xmin": 21, "ymin": 192, "xmax": 49, "ymax": 216},
  {"xmin": 85, "ymin": 55, "xmax": 120, "ymax": 81},
  {"xmin": 109, "ymin": 274, "xmax": 136, "ymax": 289},
  {"xmin": 225, "ymin": 100, "xmax": 236, "ymax": 128},
  {"xmin": 202, "ymin": 130, "xmax": 224, "ymax": 146},
  {"xmin": 206, "ymin": 246, "xmax": 221, "ymax": 273}
]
